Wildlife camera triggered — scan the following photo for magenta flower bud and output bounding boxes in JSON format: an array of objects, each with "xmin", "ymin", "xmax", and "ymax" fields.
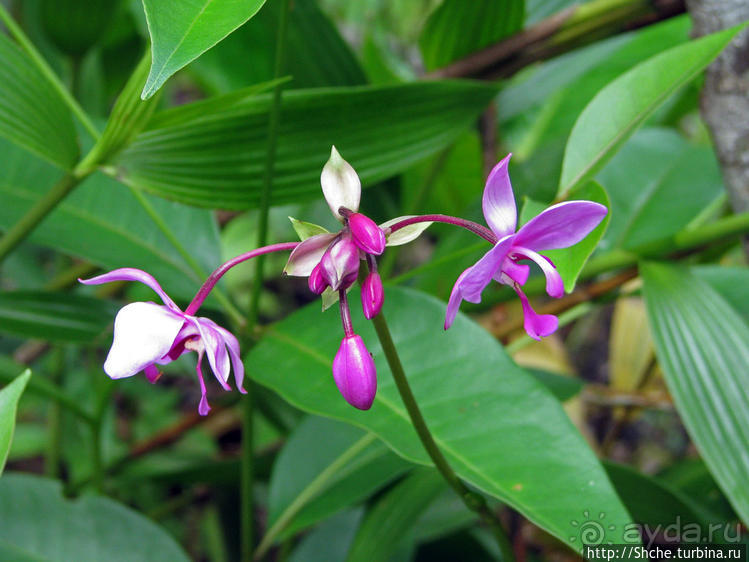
[
  {"xmin": 348, "ymin": 213, "xmax": 386, "ymax": 255},
  {"xmin": 333, "ymin": 335, "xmax": 377, "ymax": 410},
  {"xmin": 361, "ymin": 271, "xmax": 384, "ymax": 319},
  {"xmin": 308, "ymin": 263, "xmax": 328, "ymax": 295},
  {"xmin": 320, "ymin": 235, "xmax": 360, "ymax": 290}
]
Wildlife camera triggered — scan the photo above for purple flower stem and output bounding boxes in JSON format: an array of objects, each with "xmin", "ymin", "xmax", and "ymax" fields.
[
  {"xmin": 339, "ymin": 289, "xmax": 354, "ymax": 337},
  {"xmin": 185, "ymin": 242, "xmax": 299, "ymax": 316},
  {"xmin": 388, "ymin": 214, "xmax": 497, "ymax": 244}
]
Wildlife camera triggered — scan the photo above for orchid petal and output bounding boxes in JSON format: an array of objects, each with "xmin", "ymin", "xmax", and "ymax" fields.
[
  {"xmin": 144, "ymin": 364, "xmax": 161, "ymax": 383},
  {"xmin": 103, "ymin": 302, "xmax": 185, "ymax": 379},
  {"xmin": 283, "ymin": 233, "xmax": 337, "ymax": 277},
  {"xmin": 513, "ymin": 285, "xmax": 558, "ymax": 340},
  {"xmin": 288, "ymin": 216, "xmax": 330, "ymax": 240},
  {"xmin": 498, "ymin": 258, "xmax": 530, "ymax": 286},
  {"xmin": 513, "ymin": 200, "xmax": 607, "ymax": 251},
  {"xmin": 513, "ymin": 247, "xmax": 564, "ymax": 298},
  {"xmin": 194, "ymin": 349, "xmax": 211, "ymax": 416},
  {"xmin": 482, "ymin": 154, "xmax": 517, "ymax": 238},
  {"xmin": 189, "ymin": 318, "xmax": 231, "ymax": 389},
  {"xmin": 214, "ymin": 324, "xmax": 246, "ymax": 393},
  {"xmin": 444, "ymin": 269, "xmax": 470, "ymax": 330},
  {"xmin": 80, "ymin": 268, "xmax": 180, "ymax": 311},
  {"xmin": 455, "ymin": 236, "xmax": 514, "ymax": 302},
  {"xmin": 321, "ymin": 146, "xmax": 361, "ymax": 220}
]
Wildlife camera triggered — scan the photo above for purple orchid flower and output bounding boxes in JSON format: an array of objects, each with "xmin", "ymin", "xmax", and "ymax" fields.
[
  {"xmin": 80, "ymin": 268, "xmax": 245, "ymax": 415},
  {"xmin": 445, "ymin": 154, "xmax": 608, "ymax": 339}
]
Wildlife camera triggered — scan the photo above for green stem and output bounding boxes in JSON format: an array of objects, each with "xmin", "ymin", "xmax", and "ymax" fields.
[
  {"xmin": 0, "ymin": 5, "xmax": 100, "ymax": 140},
  {"xmin": 253, "ymin": 433, "xmax": 377, "ymax": 559},
  {"xmin": 369, "ymin": 311, "xmax": 514, "ymax": 561},
  {"xmin": 243, "ymin": 1, "xmax": 291, "ymax": 559},
  {"xmin": 127, "ymin": 187, "xmax": 244, "ymax": 326},
  {"xmin": 0, "ymin": 173, "xmax": 85, "ymax": 265}
]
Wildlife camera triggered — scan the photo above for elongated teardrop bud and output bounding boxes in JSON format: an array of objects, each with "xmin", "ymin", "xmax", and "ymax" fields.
[
  {"xmin": 333, "ymin": 335, "xmax": 377, "ymax": 410},
  {"xmin": 361, "ymin": 271, "xmax": 384, "ymax": 319},
  {"xmin": 348, "ymin": 213, "xmax": 386, "ymax": 255}
]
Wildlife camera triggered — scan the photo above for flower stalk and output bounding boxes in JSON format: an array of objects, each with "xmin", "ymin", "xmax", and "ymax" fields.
[{"xmin": 367, "ymin": 279, "xmax": 514, "ymax": 560}]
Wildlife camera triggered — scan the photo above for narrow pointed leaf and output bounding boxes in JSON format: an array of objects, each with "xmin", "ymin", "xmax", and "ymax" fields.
[
  {"xmin": 641, "ymin": 263, "xmax": 749, "ymax": 524},
  {"xmin": 0, "ymin": 34, "xmax": 78, "ymax": 169},
  {"xmin": 559, "ymin": 23, "xmax": 745, "ymax": 197},
  {"xmin": 140, "ymin": 0, "xmax": 267, "ymax": 98},
  {"xmin": 248, "ymin": 287, "xmax": 632, "ymax": 551},
  {"xmin": 0, "ymin": 370, "xmax": 30, "ymax": 475},
  {"xmin": 115, "ymin": 82, "xmax": 499, "ymax": 209}
]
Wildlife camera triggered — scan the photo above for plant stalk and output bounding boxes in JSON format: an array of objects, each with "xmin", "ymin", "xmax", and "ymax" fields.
[{"xmin": 369, "ymin": 310, "xmax": 514, "ymax": 561}]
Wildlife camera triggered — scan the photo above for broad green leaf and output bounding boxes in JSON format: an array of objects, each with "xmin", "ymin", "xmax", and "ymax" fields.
[
  {"xmin": 0, "ymin": 141, "xmax": 221, "ymax": 300},
  {"xmin": 558, "ymin": 23, "xmax": 744, "ymax": 197},
  {"xmin": 140, "ymin": 0, "xmax": 267, "ymax": 98},
  {"xmin": 526, "ymin": 368, "xmax": 584, "ymax": 402},
  {"xmin": 604, "ymin": 462, "xmax": 711, "ymax": 541},
  {"xmin": 347, "ymin": 469, "xmax": 445, "ymax": 562},
  {"xmin": 520, "ymin": 181, "xmax": 610, "ymax": 292},
  {"xmin": 641, "ymin": 263, "xmax": 749, "ymax": 524},
  {"xmin": 40, "ymin": 0, "xmax": 117, "ymax": 56},
  {"xmin": 596, "ymin": 129, "xmax": 724, "ymax": 252},
  {"xmin": 0, "ymin": 473, "xmax": 190, "ymax": 560},
  {"xmin": 115, "ymin": 82, "xmax": 499, "ymax": 209},
  {"xmin": 0, "ymin": 291, "xmax": 117, "ymax": 343},
  {"xmin": 267, "ymin": 416, "xmax": 411, "ymax": 542},
  {"xmin": 419, "ymin": 0, "xmax": 524, "ymax": 71},
  {"xmin": 693, "ymin": 266, "xmax": 749, "ymax": 324},
  {"xmin": 0, "ymin": 370, "xmax": 30, "ymax": 475},
  {"xmin": 190, "ymin": 0, "xmax": 367, "ymax": 92},
  {"xmin": 0, "ymin": 34, "xmax": 78, "ymax": 169},
  {"xmin": 248, "ymin": 287, "xmax": 632, "ymax": 550},
  {"xmin": 289, "ymin": 508, "xmax": 364, "ymax": 562}
]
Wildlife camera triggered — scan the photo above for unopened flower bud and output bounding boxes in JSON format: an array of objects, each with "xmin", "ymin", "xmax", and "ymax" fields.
[
  {"xmin": 348, "ymin": 213, "xmax": 386, "ymax": 255},
  {"xmin": 308, "ymin": 263, "xmax": 328, "ymax": 295},
  {"xmin": 333, "ymin": 335, "xmax": 377, "ymax": 410},
  {"xmin": 320, "ymin": 235, "xmax": 360, "ymax": 290},
  {"xmin": 361, "ymin": 271, "xmax": 384, "ymax": 319}
]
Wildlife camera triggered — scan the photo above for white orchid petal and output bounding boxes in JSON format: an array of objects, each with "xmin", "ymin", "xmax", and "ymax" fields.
[
  {"xmin": 380, "ymin": 216, "xmax": 433, "ymax": 247},
  {"xmin": 284, "ymin": 233, "xmax": 337, "ymax": 276},
  {"xmin": 321, "ymin": 146, "xmax": 361, "ymax": 220},
  {"xmin": 104, "ymin": 302, "xmax": 184, "ymax": 379}
]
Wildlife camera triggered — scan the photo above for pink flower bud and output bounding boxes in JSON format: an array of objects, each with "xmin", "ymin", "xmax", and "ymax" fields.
[
  {"xmin": 308, "ymin": 263, "xmax": 328, "ymax": 295},
  {"xmin": 333, "ymin": 335, "xmax": 377, "ymax": 410},
  {"xmin": 361, "ymin": 271, "xmax": 384, "ymax": 319},
  {"xmin": 348, "ymin": 213, "xmax": 386, "ymax": 255},
  {"xmin": 320, "ymin": 235, "xmax": 360, "ymax": 290}
]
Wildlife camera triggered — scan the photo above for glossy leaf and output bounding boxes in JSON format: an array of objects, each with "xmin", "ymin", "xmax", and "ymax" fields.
[
  {"xmin": 641, "ymin": 263, "xmax": 749, "ymax": 524},
  {"xmin": 289, "ymin": 509, "xmax": 364, "ymax": 562},
  {"xmin": 267, "ymin": 416, "xmax": 411, "ymax": 541},
  {"xmin": 0, "ymin": 291, "xmax": 118, "ymax": 343},
  {"xmin": 0, "ymin": 371, "xmax": 30, "ymax": 475},
  {"xmin": 693, "ymin": 266, "xmax": 749, "ymax": 324},
  {"xmin": 347, "ymin": 468, "xmax": 445, "ymax": 562},
  {"xmin": 0, "ymin": 34, "xmax": 78, "ymax": 169},
  {"xmin": 0, "ymin": 473, "xmax": 189, "ymax": 560},
  {"xmin": 559, "ymin": 24, "xmax": 744, "ymax": 197},
  {"xmin": 115, "ymin": 82, "xmax": 499, "ymax": 209},
  {"xmin": 419, "ymin": 0, "xmax": 524, "ymax": 71},
  {"xmin": 140, "ymin": 0, "xmax": 267, "ymax": 98},
  {"xmin": 248, "ymin": 287, "xmax": 632, "ymax": 550},
  {"xmin": 0, "ymin": 141, "xmax": 221, "ymax": 300},
  {"xmin": 596, "ymin": 128, "xmax": 724, "ymax": 252},
  {"xmin": 190, "ymin": 0, "xmax": 366, "ymax": 92}
]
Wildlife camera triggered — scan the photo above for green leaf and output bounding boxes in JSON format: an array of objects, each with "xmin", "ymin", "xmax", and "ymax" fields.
[
  {"xmin": 267, "ymin": 416, "xmax": 411, "ymax": 543},
  {"xmin": 0, "ymin": 291, "xmax": 118, "ymax": 343},
  {"xmin": 596, "ymin": 128, "xmax": 724, "ymax": 252},
  {"xmin": 40, "ymin": 0, "xmax": 117, "ymax": 56},
  {"xmin": 0, "ymin": 473, "xmax": 190, "ymax": 560},
  {"xmin": 520, "ymin": 181, "xmax": 610, "ymax": 292},
  {"xmin": 419, "ymin": 0, "xmax": 524, "ymax": 71},
  {"xmin": 0, "ymin": 371, "xmax": 30, "ymax": 475},
  {"xmin": 693, "ymin": 266, "xmax": 749, "ymax": 324},
  {"xmin": 641, "ymin": 262, "xmax": 749, "ymax": 524},
  {"xmin": 558, "ymin": 23, "xmax": 745, "ymax": 197},
  {"xmin": 289, "ymin": 509, "xmax": 364, "ymax": 562},
  {"xmin": 248, "ymin": 287, "xmax": 632, "ymax": 551},
  {"xmin": 115, "ymin": 82, "xmax": 499, "ymax": 209},
  {"xmin": 140, "ymin": 0, "xmax": 267, "ymax": 98},
  {"xmin": 347, "ymin": 469, "xmax": 445, "ymax": 562},
  {"xmin": 189, "ymin": 0, "xmax": 366, "ymax": 92},
  {"xmin": 0, "ymin": 34, "xmax": 78, "ymax": 169},
  {"xmin": 0, "ymin": 141, "xmax": 221, "ymax": 300}
]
